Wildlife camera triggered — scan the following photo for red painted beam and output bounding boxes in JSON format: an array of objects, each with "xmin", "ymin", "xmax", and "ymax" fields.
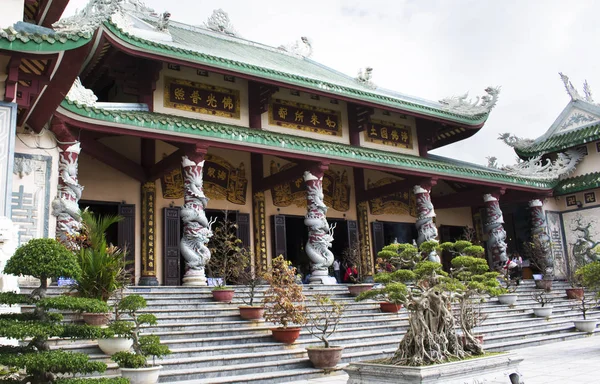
[
  {"xmin": 147, "ymin": 149, "xmax": 185, "ymax": 182},
  {"xmin": 79, "ymin": 132, "xmax": 147, "ymax": 183},
  {"xmin": 38, "ymin": 0, "xmax": 70, "ymax": 27},
  {"xmin": 26, "ymin": 40, "xmax": 94, "ymax": 132},
  {"xmin": 4, "ymin": 58, "xmax": 20, "ymax": 102},
  {"xmin": 102, "ymin": 30, "xmax": 485, "ymax": 130},
  {"xmin": 359, "ymin": 178, "xmax": 418, "ymax": 203}
]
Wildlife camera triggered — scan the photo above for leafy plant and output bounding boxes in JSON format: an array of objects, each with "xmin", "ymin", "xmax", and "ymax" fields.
[
  {"xmin": 576, "ymin": 261, "xmax": 600, "ymax": 295},
  {"xmin": 38, "ymin": 296, "xmax": 110, "ymax": 314},
  {"xmin": 207, "ymin": 214, "xmax": 247, "ymax": 287},
  {"xmin": 531, "ymin": 291, "xmax": 553, "ymax": 308},
  {"xmin": 102, "ymin": 320, "xmax": 135, "ymax": 339},
  {"xmin": 71, "ymin": 210, "xmax": 130, "ymax": 302},
  {"xmin": 523, "ymin": 238, "xmax": 552, "ymax": 278},
  {"xmin": 263, "ymin": 255, "xmax": 306, "ymax": 329},
  {"xmin": 4, "ymin": 238, "xmax": 80, "ymax": 299},
  {"xmin": 305, "ymin": 294, "xmax": 346, "ymax": 348},
  {"xmin": 356, "ymin": 269, "xmax": 414, "ymax": 305},
  {"xmin": 56, "ymin": 378, "xmax": 130, "ymax": 384},
  {"xmin": 110, "ymin": 295, "xmax": 170, "ymax": 368}
]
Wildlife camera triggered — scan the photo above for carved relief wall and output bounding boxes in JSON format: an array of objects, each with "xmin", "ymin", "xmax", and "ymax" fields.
[
  {"xmin": 562, "ymin": 207, "xmax": 600, "ymax": 274},
  {"xmin": 546, "ymin": 211, "xmax": 568, "ymax": 279}
]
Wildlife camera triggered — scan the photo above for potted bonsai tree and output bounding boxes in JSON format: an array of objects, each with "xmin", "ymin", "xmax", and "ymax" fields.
[
  {"xmin": 111, "ymin": 294, "xmax": 171, "ymax": 384},
  {"xmin": 0, "ymin": 238, "xmax": 127, "ymax": 384},
  {"xmin": 263, "ymin": 255, "xmax": 306, "ymax": 344},
  {"xmin": 237, "ymin": 250, "xmax": 265, "ymax": 320},
  {"xmin": 98, "ymin": 290, "xmax": 134, "ymax": 356},
  {"xmin": 207, "ymin": 215, "xmax": 245, "ymax": 302},
  {"xmin": 356, "ymin": 269, "xmax": 414, "ymax": 313},
  {"xmin": 496, "ymin": 261, "xmax": 519, "ymax": 305},
  {"xmin": 531, "ymin": 290, "xmax": 554, "ymax": 318},
  {"xmin": 343, "ymin": 241, "xmax": 373, "ymax": 296},
  {"xmin": 523, "ymin": 238, "xmax": 553, "ymax": 291},
  {"xmin": 572, "ymin": 261, "xmax": 600, "ymax": 332},
  {"xmin": 305, "ymin": 294, "xmax": 346, "ymax": 369}
]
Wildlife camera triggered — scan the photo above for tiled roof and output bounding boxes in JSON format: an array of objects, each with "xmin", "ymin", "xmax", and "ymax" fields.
[
  {"xmin": 59, "ymin": 99, "xmax": 552, "ymax": 189},
  {"xmin": 516, "ymin": 123, "xmax": 600, "ymax": 157},
  {"xmin": 554, "ymin": 172, "xmax": 600, "ymax": 195},
  {"xmin": 103, "ymin": 20, "xmax": 489, "ymax": 126},
  {"xmin": 0, "ymin": 22, "xmax": 91, "ymax": 52}
]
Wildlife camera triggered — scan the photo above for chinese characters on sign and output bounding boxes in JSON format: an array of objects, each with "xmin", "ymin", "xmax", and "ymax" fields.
[
  {"xmin": 364, "ymin": 118, "xmax": 413, "ymax": 149},
  {"xmin": 566, "ymin": 195, "xmax": 577, "ymax": 207},
  {"xmin": 546, "ymin": 211, "xmax": 568, "ymax": 279},
  {"xmin": 584, "ymin": 192, "xmax": 596, "ymax": 204},
  {"xmin": 164, "ymin": 77, "xmax": 240, "ymax": 119},
  {"xmin": 367, "ymin": 178, "xmax": 416, "ymax": 216},
  {"xmin": 141, "ymin": 182, "xmax": 156, "ymax": 277},
  {"xmin": 268, "ymin": 98, "xmax": 342, "ymax": 136}
]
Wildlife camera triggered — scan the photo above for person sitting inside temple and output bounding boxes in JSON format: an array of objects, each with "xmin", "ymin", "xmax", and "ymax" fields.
[{"xmin": 344, "ymin": 263, "xmax": 359, "ymax": 283}]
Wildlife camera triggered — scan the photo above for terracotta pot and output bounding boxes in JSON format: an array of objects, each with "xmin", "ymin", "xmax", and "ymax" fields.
[
  {"xmin": 306, "ymin": 346, "xmax": 344, "ymax": 369},
  {"xmin": 566, "ymin": 288, "xmax": 584, "ymax": 300},
  {"xmin": 347, "ymin": 284, "xmax": 374, "ymax": 297},
  {"xmin": 534, "ymin": 279, "xmax": 553, "ymax": 291},
  {"xmin": 271, "ymin": 327, "xmax": 301, "ymax": 344},
  {"xmin": 379, "ymin": 302, "xmax": 402, "ymax": 313},
  {"xmin": 212, "ymin": 289, "xmax": 235, "ymax": 302},
  {"xmin": 239, "ymin": 305, "xmax": 265, "ymax": 320},
  {"xmin": 82, "ymin": 313, "xmax": 110, "ymax": 326}
]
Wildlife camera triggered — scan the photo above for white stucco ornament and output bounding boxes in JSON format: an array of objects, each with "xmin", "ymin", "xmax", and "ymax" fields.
[
  {"xmin": 53, "ymin": 0, "xmax": 123, "ymax": 34},
  {"xmin": 66, "ymin": 78, "xmax": 98, "ymax": 108},
  {"xmin": 502, "ymin": 147, "xmax": 585, "ymax": 181},
  {"xmin": 356, "ymin": 67, "xmax": 376, "ymax": 89},
  {"xmin": 279, "ymin": 36, "xmax": 313, "ymax": 58},
  {"xmin": 204, "ymin": 9, "xmax": 238, "ymax": 37},
  {"xmin": 439, "ymin": 86, "xmax": 500, "ymax": 116},
  {"xmin": 498, "ymin": 133, "xmax": 535, "ymax": 150}
]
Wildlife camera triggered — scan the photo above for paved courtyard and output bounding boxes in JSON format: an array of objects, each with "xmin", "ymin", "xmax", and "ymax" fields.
[{"xmin": 302, "ymin": 335, "xmax": 600, "ymax": 384}]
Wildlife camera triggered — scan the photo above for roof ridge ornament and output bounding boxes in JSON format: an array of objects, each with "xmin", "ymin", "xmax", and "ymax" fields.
[
  {"xmin": 204, "ymin": 9, "xmax": 239, "ymax": 37},
  {"xmin": 65, "ymin": 77, "xmax": 98, "ymax": 108},
  {"xmin": 356, "ymin": 67, "xmax": 376, "ymax": 89},
  {"xmin": 501, "ymin": 147, "xmax": 585, "ymax": 181},
  {"xmin": 53, "ymin": 0, "xmax": 123, "ymax": 34},
  {"xmin": 278, "ymin": 36, "xmax": 313, "ymax": 58},
  {"xmin": 498, "ymin": 133, "xmax": 534, "ymax": 150},
  {"xmin": 583, "ymin": 80, "xmax": 594, "ymax": 103},
  {"xmin": 438, "ymin": 86, "xmax": 500, "ymax": 116},
  {"xmin": 156, "ymin": 11, "xmax": 171, "ymax": 32},
  {"xmin": 559, "ymin": 72, "xmax": 596, "ymax": 104}
]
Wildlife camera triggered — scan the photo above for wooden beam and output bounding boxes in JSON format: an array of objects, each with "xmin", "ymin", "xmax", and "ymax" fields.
[
  {"xmin": 4, "ymin": 58, "xmax": 20, "ymax": 102},
  {"xmin": 250, "ymin": 153, "xmax": 263, "ymax": 190},
  {"xmin": 353, "ymin": 168, "xmax": 366, "ymax": 203},
  {"xmin": 253, "ymin": 163, "xmax": 307, "ymax": 193},
  {"xmin": 359, "ymin": 178, "xmax": 418, "ymax": 203},
  {"xmin": 433, "ymin": 187, "xmax": 503, "ymax": 210},
  {"xmin": 348, "ymin": 103, "xmax": 373, "ymax": 146},
  {"xmin": 147, "ymin": 149, "xmax": 185, "ymax": 182},
  {"xmin": 79, "ymin": 133, "xmax": 147, "ymax": 183}
]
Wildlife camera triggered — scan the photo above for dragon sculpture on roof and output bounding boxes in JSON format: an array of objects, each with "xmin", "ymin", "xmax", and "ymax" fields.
[{"xmin": 438, "ymin": 86, "xmax": 501, "ymax": 116}]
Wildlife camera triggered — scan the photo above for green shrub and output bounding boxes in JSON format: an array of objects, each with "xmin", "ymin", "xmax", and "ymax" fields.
[
  {"xmin": 576, "ymin": 261, "xmax": 600, "ymax": 294},
  {"xmin": 38, "ymin": 296, "xmax": 109, "ymax": 313},
  {"xmin": 102, "ymin": 320, "xmax": 134, "ymax": 338},
  {"xmin": 0, "ymin": 292, "xmax": 36, "ymax": 306},
  {"xmin": 111, "ymin": 352, "xmax": 147, "ymax": 369},
  {"xmin": 56, "ymin": 378, "xmax": 130, "ymax": 384},
  {"xmin": 117, "ymin": 295, "xmax": 147, "ymax": 313},
  {"xmin": 0, "ymin": 350, "xmax": 106, "ymax": 379},
  {"xmin": 4, "ymin": 238, "xmax": 80, "ymax": 293}
]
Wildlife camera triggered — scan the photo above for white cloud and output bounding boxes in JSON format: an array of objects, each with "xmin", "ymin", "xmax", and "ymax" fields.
[{"xmin": 62, "ymin": 0, "xmax": 600, "ymax": 166}]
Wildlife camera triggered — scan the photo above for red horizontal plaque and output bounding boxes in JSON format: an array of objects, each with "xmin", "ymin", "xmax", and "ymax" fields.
[
  {"xmin": 268, "ymin": 98, "xmax": 342, "ymax": 136},
  {"xmin": 364, "ymin": 118, "xmax": 413, "ymax": 148},
  {"xmin": 164, "ymin": 77, "xmax": 240, "ymax": 119}
]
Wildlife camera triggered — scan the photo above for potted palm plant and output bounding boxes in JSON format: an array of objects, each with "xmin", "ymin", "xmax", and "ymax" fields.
[
  {"xmin": 263, "ymin": 255, "xmax": 306, "ymax": 344},
  {"xmin": 111, "ymin": 295, "xmax": 171, "ymax": 384},
  {"xmin": 531, "ymin": 290, "xmax": 554, "ymax": 317},
  {"xmin": 305, "ymin": 294, "xmax": 346, "ymax": 369}
]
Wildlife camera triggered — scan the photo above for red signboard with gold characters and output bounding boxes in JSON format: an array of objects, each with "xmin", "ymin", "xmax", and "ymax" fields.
[
  {"xmin": 268, "ymin": 98, "xmax": 342, "ymax": 136},
  {"xmin": 364, "ymin": 118, "xmax": 413, "ymax": 149},
  {"xmin": 164, "ymin": 77, "xmax": 240, "ymax": 119}
]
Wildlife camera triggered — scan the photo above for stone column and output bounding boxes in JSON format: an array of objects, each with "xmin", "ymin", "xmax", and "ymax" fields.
[
  {"xmin": 180, "ymin": 149, "xmax": 214, "ymax": 286},
  {"xmin": 304, "ymin": 168, "xmax": 336, "ymax": 284},
  {"xmin": 138, "ymin": 181, "xmax": 159, "ymax": 286},
  {"xmin": 414, "ymin": 184, "xmax": 439, "ymax": 262},
  {"xmin": 529, "ymin": 199, "xmax": 553, "ymax": 277},
  {"xmin": 483, "ymin": 193, "xmax": 508, "ymax": 268},
  {"xmin": 52, "ymin": 142, "xmax": 83, "ymax": 248}
]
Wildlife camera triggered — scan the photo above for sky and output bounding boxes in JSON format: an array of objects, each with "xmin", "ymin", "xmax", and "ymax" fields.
[{"xmin": 62, "ymin": 0, "xmax": 600, "ymax": 167}]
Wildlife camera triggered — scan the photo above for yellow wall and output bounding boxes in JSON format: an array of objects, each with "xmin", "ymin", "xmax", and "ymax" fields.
[{"xmin": 571, "ymin": 141, "xmax": 600, "ymax": 177}]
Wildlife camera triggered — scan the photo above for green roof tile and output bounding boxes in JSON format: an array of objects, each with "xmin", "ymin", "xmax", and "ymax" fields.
[
  {"xmin": 554, "ymin": 172, "xmax": 600, "ymax": 195},
  {"xmin": 516, "ymin": 124, "xmax": 600, "ymax": 157},
  {"xmin": 60, "ymin": 99, "xmax": 553, "ymax": 190},
  {"xmin": 0, "ymin": 23, "xmax": 91, "ymax": 52},
  {"xmin": 103, "ymin": 20, "xmax": 489, "ymax": 126}
]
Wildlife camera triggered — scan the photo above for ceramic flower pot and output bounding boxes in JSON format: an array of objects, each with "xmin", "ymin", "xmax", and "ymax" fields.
[
  {"xmin": 120, "ymin": 365, "xmax": 162, "ymax": 384},
  {"xmin": 497, "ymin": 294, "xmax": 518, "ymax": 305},
  {"xmin": 238, "ymin": 305, "xmax": 265, "ymax": 320},
  {"xmin": 212, "ymin": 289, "xmax": 235, "ymax": 302},
  {"xmin": 306, "ymin": 346, "xmax": 344, "ymax": 369},
  {"xmin": 532, "ymin": 306, "xmax": 553, "ymax": 317},
  {"xmin": 566, "ymin": 288, "xmax": 584, "ymax": 300},
  {"xmin": 98, "ymin": 336, "xmax": 133, "ymax": 356},
  {"xmin": 574, "ymin": 319, "xmax": 597, "ymax": 333},
  {"xmin": 379, "ymin": 302, "xmax": 402, "ymax": 313},
  {"xmin": 82, "ymin": 313, "xmax": 110, "ymax": 326},
  {"xmin": 347, "ymin": 284, "xmax": 374, "ymax": 297},
  {"xmin": 271, "ymin": 327, "xmax": 301, "ymax": 344}
]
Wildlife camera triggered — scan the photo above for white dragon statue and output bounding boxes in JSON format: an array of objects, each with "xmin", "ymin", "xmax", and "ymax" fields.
[
  {"xmin": 501, "ymin": 147, "xmax": 585, "ymax": 181},
  {"xmin": 529, "ymin": 199, "xmax": 553, "ymax": 276},
  {"xmin": 413, "ymin": 185, "xmax": 440, "ymax": 263},
  {"xmin": 51, "ymin": 143, "xmax": 83, "ymax": 248},
  {"xmin": 439, "ymin": 86, "xmax": 501, "ymax": 116},
  {"xmin": 483, "ymin": 194, "xmax": 508, "ymax": 268},
  {"xmin": 180, "ymin": 156, "xmax": 216, "ymax": 284},
  {"xmin": 303, "ymin": 171, "xmax": 335, "ymax": 274}
]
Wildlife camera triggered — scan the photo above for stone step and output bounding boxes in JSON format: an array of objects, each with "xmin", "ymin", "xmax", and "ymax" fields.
[{"xmin": 486, "ymin": 328, "xmax": 600, "ymax": 352}]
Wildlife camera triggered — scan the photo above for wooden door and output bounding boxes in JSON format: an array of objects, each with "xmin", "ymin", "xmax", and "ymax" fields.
[
  {"xmin": 371, "ymin": 221, "xmax": 385, "ymax": 256},
  {"xmin": 271, "ymin": 215, "xmax": 287, "ymax": 259},
  {"xmin": 117, "ymin": 204, "xmax": 136, "ymax": 281},
  {"xmin": 163, "ymin": 207, "xmax": 181, "ymax": 286}
]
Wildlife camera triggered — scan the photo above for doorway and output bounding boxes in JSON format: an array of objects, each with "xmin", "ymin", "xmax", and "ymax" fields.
[{"xmin": 371, "ymin": 221, "xmax": 417, "ymax": 258}]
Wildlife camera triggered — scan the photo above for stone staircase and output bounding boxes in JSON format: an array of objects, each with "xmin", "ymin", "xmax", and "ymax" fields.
[{"xmin": 18, "ymin": 280, "xmax": 600, "ymax": 384}]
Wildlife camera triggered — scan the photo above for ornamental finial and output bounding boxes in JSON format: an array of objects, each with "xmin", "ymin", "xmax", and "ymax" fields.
[
  {"xmin": 356, "ymin": 67, "xmax": 376, "ymax": 89},
  {"xmin": 439, "ymin": 86, "xmax": 500, "ymax": 116},
  {"xmin": 559, "ymin": 72, "xmax": 582, "ymax": 101},
  {"xmin": 204, "ymin": 9, "xmax": 239, "ymax": 37},
  {"xmin": 53, "ymin": 0, "xmax": 123, "ymax": 34}
]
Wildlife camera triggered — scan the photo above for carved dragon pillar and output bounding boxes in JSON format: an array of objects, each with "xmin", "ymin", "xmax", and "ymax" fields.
[
  {"xmin": 51, "ymin": 119, "xmax": 83, "ymax": 248},
  {"xmin": 304, "ymin": 165, "xmax": 336, "ymax": 284},
  {"xmin": 414, "ymin": 182, "xmax": 440, "ymax": 263},
  {"xmin": 180, "ymin": 147, "xmax": 214, "ymax": 286},
  {"xmin": 529, "ymin": 199, "xmax": 553, "ymax": 277},
  {"xmin": 483, "ymin": 193, "xmax": 508, "ymax": 268}
]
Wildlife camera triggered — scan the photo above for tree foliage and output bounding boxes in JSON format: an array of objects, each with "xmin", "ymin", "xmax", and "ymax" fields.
[
  {"xmin": 305, "ymin": 294, "xmax": 346, "ymax": 349},
  {"xmin": 263, "ymin": 255, "xmax": 306, "ymax": 329},
  {"xmin": 207, "ymin": 215, "xmax": 246, "ymax": 286}
]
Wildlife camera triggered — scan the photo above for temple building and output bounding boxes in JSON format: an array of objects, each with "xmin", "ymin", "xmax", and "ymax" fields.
[{"xmin": 1, "ymin": 0, "xmax": 598, "ymax": 286}]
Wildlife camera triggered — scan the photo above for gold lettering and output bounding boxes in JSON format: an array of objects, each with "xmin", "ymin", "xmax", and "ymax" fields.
[
  {"xmin": 310, "ymin": 113, "xmax": 320, "ymax": 126},
  {"xmin": 325, "ymin": 116, "xmax": 336, "ymax": 128},
  {"xmin": 381, "ymin": 127, "xmax": 388, "ymax": 139},
  {"xmin": 401, "ymin": 131, "xmax": 409, "ymax": 142},
  {"xmin": 217, "ymin": 170, "xmax": 227, "ymax": 180},
  {"xmin": 207, "ymin": 167, "xmax": 216, "ymax": 177},
  {"xmin": 370, "ymin": 126, "xmax": 378, "ymax": 136},
  {"xmin": 278, "ymin": 107, "xmax": 288, "ymax": 119},
  {"xmin": 190, "ymin": 90, "xmax": 201, "ymax": 104},
  {"xmin": 222, "ymin": 96, "xmax": 234, "ymax": 110},
  {"xmin": 206, "ymin": 93, "xmax": 217, "ymax": 107},
  {"xmin": 294, "ymin": 110, "xmax": 304, "ymax": 122},
  {"xmin": 391, "ymin": 130, "xmax": 399, "ymax": 141},
  {"xmin": 174, "ymin": 87, "xmax": 185, "ymax": 101}
]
